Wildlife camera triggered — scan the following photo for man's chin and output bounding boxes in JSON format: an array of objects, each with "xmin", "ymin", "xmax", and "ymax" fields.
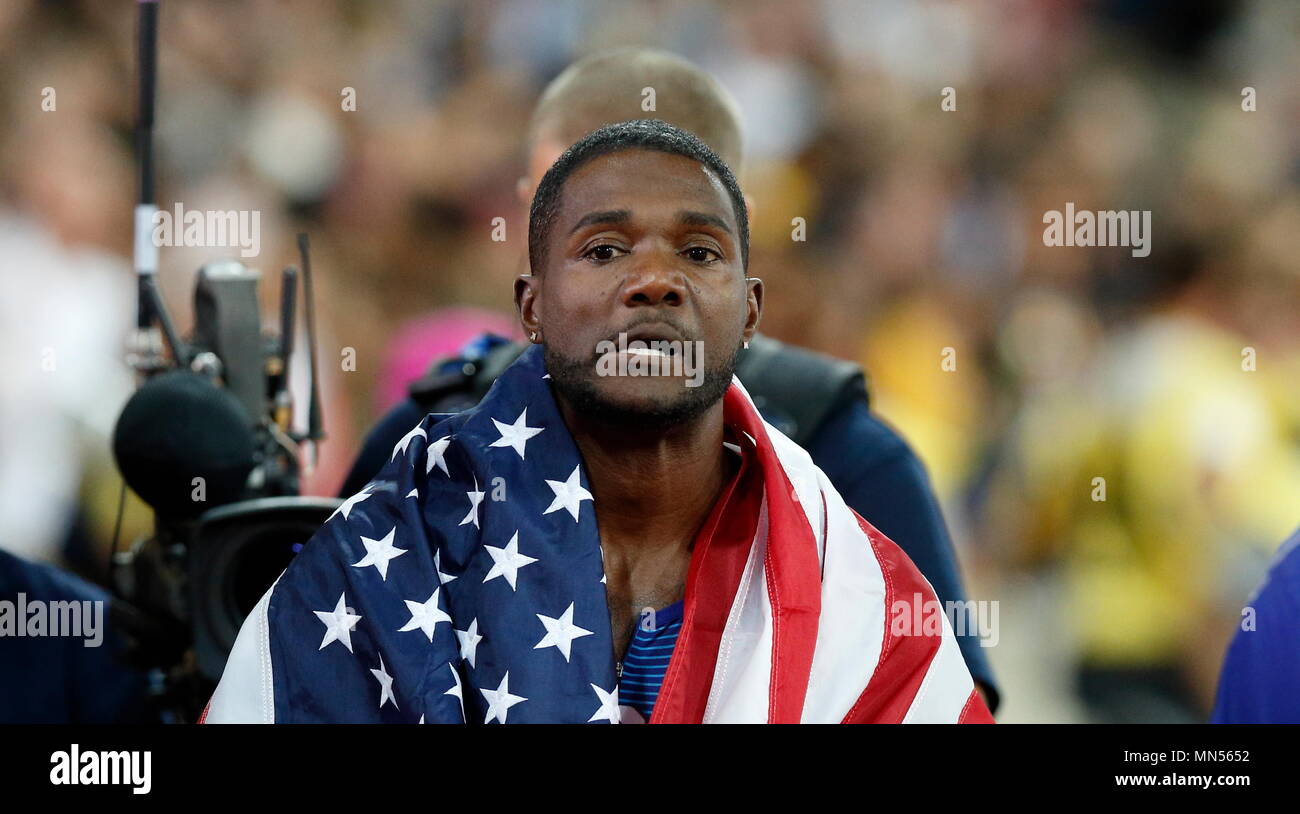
[
  {"xmin": 568, "ymin": 378, "xmax": 715, "ymax": 427},
  {"xmin": 593, "ymin": 375, "xmax": 697, "ymax": 407},
  {"xmin": 544, "ymin": 349, "xmax": 733, "ymax": 429}
]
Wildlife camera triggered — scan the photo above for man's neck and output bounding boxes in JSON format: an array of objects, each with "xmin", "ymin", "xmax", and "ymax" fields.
[{"xmin": 556, "ymin": 398, "xmax": 731, "ymax": 556}]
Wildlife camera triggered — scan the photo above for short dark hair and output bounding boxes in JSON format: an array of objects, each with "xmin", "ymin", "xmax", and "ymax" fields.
[{"xmin": 528, "ymin": 119, "xmax": 749, "ymax": 275}]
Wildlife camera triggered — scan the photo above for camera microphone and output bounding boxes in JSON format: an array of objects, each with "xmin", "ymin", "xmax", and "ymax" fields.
[
  {"xmin": 112, "ymin": 370, "xmax": 257, "ymax": 520},
  {"xmin": 108, "ymin": 0, "xmax": 339, "ymax": 717}
]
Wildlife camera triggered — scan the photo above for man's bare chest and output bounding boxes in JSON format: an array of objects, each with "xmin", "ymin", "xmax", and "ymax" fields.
[{"xmin": 602, "ymin": 557, "xmax": 688, "ymax": 661}]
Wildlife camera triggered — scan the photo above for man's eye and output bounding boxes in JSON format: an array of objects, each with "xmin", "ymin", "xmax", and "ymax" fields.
[
  {"xmin": 684, "ymin": 246, "xmax": 720, "ymax": 263},
  {"xmin": 584, "ymin": 244, "xmax": 622, "ymax": 262}
]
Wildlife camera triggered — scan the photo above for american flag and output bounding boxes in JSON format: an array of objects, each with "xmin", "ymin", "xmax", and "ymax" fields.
[{"xmin": 204, "ymin": 345, "xmax": 992, "ymax": 724}]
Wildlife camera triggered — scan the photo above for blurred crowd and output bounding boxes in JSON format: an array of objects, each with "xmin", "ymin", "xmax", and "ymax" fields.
[{"xmin": 2, "ymin": 0, "xmax": 1298, "ymax": 723}]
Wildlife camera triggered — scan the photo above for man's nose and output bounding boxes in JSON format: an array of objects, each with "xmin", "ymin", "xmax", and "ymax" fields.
[{"xmin": 620, "ymin": 250, "xmax": 687, "ymax": 307}]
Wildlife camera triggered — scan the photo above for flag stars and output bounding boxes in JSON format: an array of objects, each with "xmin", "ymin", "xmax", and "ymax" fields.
[
  {"xmin": 483, "ymin": 532, "xmax": 538, "ymax": 590},
  {"xmin": 489, "ymin": 408, "xmax": 544, "ymax": 459},
  {"xmin": 456, "ymin": 618, "xmax": 483, "ymax": 668},
  {"xmin": 444, "ymin": 663, "xmax": 465, "ymax": 720},
  {"xmin": 460, "ymin": 482, "xmax": 485, "ymax": 528},
  {"xmin": 589, "ymin": 684, "xmax": 620, "ymax": 724},
  {"xmin": 392, "ymin": 424, "xmax": 427, "ymax": 461},
  {"xmin": 329, "ymin": 485, "xmax": 372, "ymax": 523},
  {"xmin": 398, "ymin": 588, "xmax": 451, "ymax": 641},
  {"xmin": 480, "ymin": 672, "xmax": 527, "ymax": 723},
  {"xmin": 426, "ymin": 435, "xmax": 452, "ymax": 477},
  {"xmin": 544, "ymin": 465, "xmax": 593, "ymax": 523},
  {"xmin": 534, "ymin": 602, "xmax": 594, "ymax": 662},
  {"xmin": 352, "ymin": 527, "xmax": 407, "ymax": 580},
  {"xmin": 370, "ymin": 655, "xmax": 398, "ymax": 710},
  {"xmin": 434, "ymin": 549, "xmax": 457, "ymax": 585},
  {"xmin": 314, "ymin": 593, "xmax": 362, "ymax": 652}
]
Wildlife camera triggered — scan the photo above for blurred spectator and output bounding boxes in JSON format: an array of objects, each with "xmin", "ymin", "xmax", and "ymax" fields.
[{"xmin": 0, "ymin": 549, "xmax": 156, "ymax": 723}]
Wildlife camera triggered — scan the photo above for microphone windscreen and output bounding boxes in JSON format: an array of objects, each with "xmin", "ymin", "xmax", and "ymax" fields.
[{"xmin": 113, "ymin": 370, "xmax": 257, "ymax": 519}]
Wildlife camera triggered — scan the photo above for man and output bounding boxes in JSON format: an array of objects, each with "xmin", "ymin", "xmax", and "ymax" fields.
[
  {"xmin": 204, "ymin": 120, "xmax": 993, "ymax": 723},
  {"xmin": 342, "ymin": 48, "xmax": 999, "ymax": 708},
  {"xmin": 0, "ymin": 549, "xmax": 156, "ymax": 723},
  {"xmin": 1211, "ymin": 526, "xmax": 1300, "ymax": 723}
]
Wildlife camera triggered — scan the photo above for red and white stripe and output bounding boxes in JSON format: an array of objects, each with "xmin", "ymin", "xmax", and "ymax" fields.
[{"xmin": 652, "ymin": 379, "xmax": 993, "ymax": 724}]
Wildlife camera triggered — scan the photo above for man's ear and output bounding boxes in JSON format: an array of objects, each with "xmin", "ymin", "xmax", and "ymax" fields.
[
  {"xmin": 743, "ymin": 276, "xmax": 763, "ymax": 344},
  {"xmin": 515, "ymin": 273, "xmax": 542, "ymax": 342}
]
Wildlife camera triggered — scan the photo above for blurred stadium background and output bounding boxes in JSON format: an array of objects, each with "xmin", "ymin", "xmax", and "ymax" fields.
[{"xmin": 2, "ymin": 0, "xmax": 1298, "ymax": 723}]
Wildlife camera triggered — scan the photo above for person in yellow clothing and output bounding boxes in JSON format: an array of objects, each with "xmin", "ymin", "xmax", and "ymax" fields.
[{"xmin": 980, "ymin": 255, "xmax": 1300, "ymax": 722}]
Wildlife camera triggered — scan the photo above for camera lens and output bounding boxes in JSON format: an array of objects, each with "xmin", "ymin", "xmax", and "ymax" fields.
[{"xmin": 226, "ymin": 531, "xmax": 304, "ymax": 620}]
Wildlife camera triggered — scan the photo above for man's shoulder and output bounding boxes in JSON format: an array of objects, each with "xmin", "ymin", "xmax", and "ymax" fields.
[
  {"xmin": 810, "ymin": 398, "xmax": 913, "ymax": 470},
  {"xmin": 1248, "ymin": 528, "xmax": 1300, "ymax": 621},
  {"xmin": 734, "ymin": 335, "xmax": 867, "ymax": 446},
  {"xmin": 0, "ymin": 549, "xmax": 108, "ymax": 604},
  {"xmin": 1211, "ymin": 528, "xmax": 1300, "ymax": 723},
  {"xmin": 735, "ymin": 336, "xmax": 919, "ymax": 475}
]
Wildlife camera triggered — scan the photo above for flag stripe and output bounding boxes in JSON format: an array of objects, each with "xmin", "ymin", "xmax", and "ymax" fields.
[
  {"xmin": 840, "ymin": 514, "xmax": 949, "ymax": 723},
  {"xmin": 204, "ymin": 579, "xmax": 277, "ymax": 723},
  {"xmin": 650, "ymin": 429, "xmax": 760, "ymax": 724},
  {"xmin": 796, "ymin": 469, "xmax": 887, "ymax": 722},
  {"xmin": 736, "ymin": 382, "xmax": 823, "ymax": 723},
  {"xmin": 958, "ymin": 688, "xmax": 995, "ymax": 724}
]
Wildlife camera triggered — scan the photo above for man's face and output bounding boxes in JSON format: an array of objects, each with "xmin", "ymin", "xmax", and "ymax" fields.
[{"xmin": 517, "ymin": 148, "xmax": 761, "ymax": 427}]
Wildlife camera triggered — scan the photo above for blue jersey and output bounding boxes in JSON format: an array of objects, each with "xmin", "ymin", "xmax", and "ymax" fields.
[
  {"xmin": 617, "ymin": 600, "xmax": 683, "ymax": 721},
  {"xmin": 1211, "ymin": 527, "xmax": 1300, "ymax": 723}
]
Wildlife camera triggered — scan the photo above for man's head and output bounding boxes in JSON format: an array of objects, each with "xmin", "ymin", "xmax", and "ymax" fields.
[
  {"xmin": 517, "ymin": 119, "xmax": 762, "ymax": 430},
  {"xmin": 521, "ymin": 47, "xmax": 744, "ymax": 201}
]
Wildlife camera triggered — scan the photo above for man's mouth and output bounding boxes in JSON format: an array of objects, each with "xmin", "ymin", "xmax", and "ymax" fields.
[
  {"xmin": 592, "ymin": 324, "xmax": 691, "ymax": 363},
  {"xmin": 619, "ymin": 324, "xmax": 687, "ymax": 356}
]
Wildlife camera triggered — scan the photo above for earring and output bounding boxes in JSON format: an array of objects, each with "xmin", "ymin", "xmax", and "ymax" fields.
[
  {"xmin": 530, "ymin": 331, "xmax": 539, "ymax": 342},
  {"xmin": 744, "ymin": 340, "xmax": 750, "ymax": 349}
]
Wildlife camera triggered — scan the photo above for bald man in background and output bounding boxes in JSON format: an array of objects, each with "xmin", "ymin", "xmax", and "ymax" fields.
[{"xmin": 341, "ymin": 47, "xmax": 1000, "ymax": 710}]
